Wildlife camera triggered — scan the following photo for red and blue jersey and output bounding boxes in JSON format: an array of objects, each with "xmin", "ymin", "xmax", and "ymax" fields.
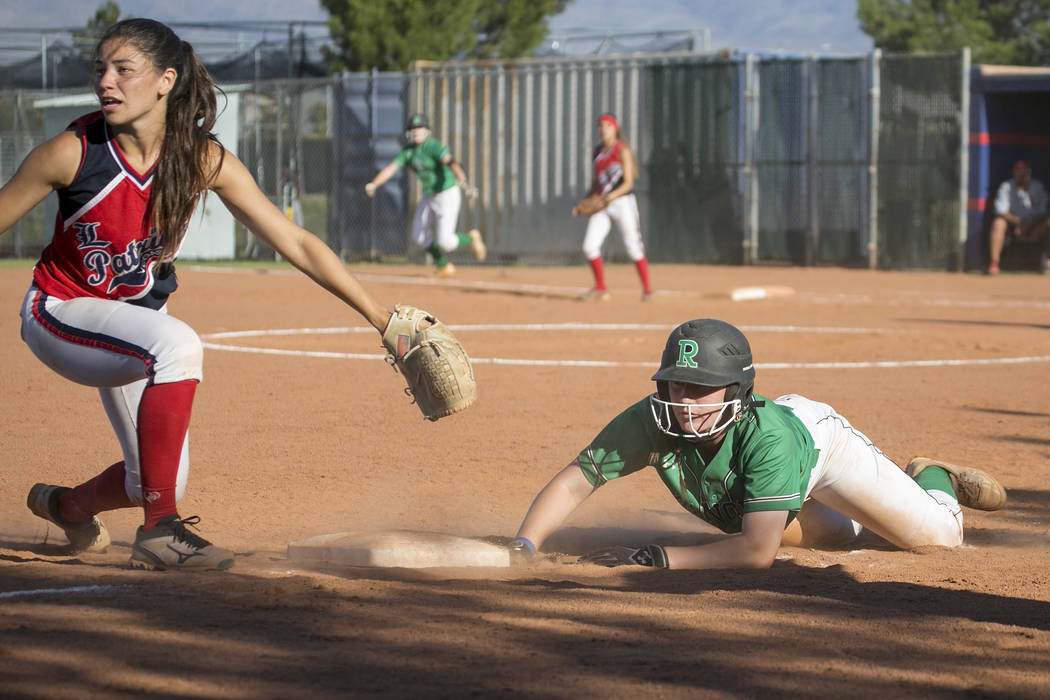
[
  {"xmin": 33, "ymin": 112, "xmax": 177, "ymax": 310},
  {"xmin": 592, "ymin": 140, "xmax": 625, "ymax": 196}
]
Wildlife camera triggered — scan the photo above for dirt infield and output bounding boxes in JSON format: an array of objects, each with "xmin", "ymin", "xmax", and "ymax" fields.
[{"xmin": 2, "ymin": 261, "xmax": 1048, "ymax": 698}]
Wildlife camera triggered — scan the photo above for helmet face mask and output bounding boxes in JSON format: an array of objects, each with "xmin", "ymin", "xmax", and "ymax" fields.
[
  {"xmin": 649, "ymin": 392, "xmax": 742, "ymax": 440},
  {"xmin": 649, "ymin": 320, "xmax": 756, "ymax": 440}
]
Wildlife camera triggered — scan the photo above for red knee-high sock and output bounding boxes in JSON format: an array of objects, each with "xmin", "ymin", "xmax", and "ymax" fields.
[
  {"xmin": 634, "ymin": 257, "xmax": 652, "ymax": 294},
  {"xmin": 588, "ymin": 256, "xmax": 607, "ymax": 291},
  {"xmin": 58, "ymin": 461, "xmax": 134, "ymax": 523},
  {"xmin": 138, "ymin": 379, "xmax": 197, "ymax": 531}
]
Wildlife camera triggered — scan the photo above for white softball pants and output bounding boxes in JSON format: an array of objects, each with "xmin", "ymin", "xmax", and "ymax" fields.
[
  {"xmin": 412, "ymin": 185, "xmax": 462, "ymax": 252},
  {"xmin": 776, "ymin": 394, "xmax": 964, "ymax": 548},
  {"xmin": 19, "ymin": 285, "xmax": 201, "ymax": 505},
  {"xmin": 582, "ymin": 193, "xmax": 646, "ymax": 261}
]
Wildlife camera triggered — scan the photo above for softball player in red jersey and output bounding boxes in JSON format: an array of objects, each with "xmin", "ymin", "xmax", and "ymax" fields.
[
  {"xmin": 1, "ymin": 18, "xmax": 392, "ymax": 571},
  {"xmin": 573, "ymin": 113, "xmax": 653, "ymax": 301}
]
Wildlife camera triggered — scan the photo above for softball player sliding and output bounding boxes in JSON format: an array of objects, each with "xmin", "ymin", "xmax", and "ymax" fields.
[
  {"xmin": 2, "ymin": 19, "xmax": 395, "ymax": 571},
  {"xmin": 508, "ymin": 319, "xmax": 1006, "ymax": 569},
  {"xmin": 574, "ymin": 113, "xmax": 653, "ymax": 302},
  {"xmin": 365, "ymin": 113, "xmax": 486, "ymax": 277}
]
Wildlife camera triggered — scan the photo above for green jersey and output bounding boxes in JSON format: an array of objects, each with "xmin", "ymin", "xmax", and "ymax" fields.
[
  {"xmin": 394, "ymin": 137, "xmax": 456, "ymax": 196},
  {"xmin": 575, "ymin": 394, "xmax": 819, "ymax": 533}
]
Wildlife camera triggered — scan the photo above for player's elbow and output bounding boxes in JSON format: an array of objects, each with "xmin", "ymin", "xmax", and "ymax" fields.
[
  {"xmin": 746, "ymin": 552, "xmax": 777, "ymax": 569},
  {"xmin": 739, "ymin": 538, "xmax": 780, "ymax": 569}
]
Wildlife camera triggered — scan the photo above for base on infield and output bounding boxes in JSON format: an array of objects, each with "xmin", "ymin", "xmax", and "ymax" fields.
[
  {"xmin": 286, "ymin": 530, "xmax": 511, "ymax": 568},
  {"xmin": 729, "ymin": 285, "xmax": 796, "ymax": 302}
]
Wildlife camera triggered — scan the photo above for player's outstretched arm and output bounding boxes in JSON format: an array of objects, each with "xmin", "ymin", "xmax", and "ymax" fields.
[
  {"xmin": 664, "ymin": 510, "xmax": 789, "ymax": 570},
  {"xmin": 365, "ymin": 163, "xmax": 400, "ymax": 197},
  {"xmin": 0, "ymin": 130, "xmax": 81, "ymax": 237},
  {"xmin": 211, "ymin": 149, "xmax": 389, "ymax": 331},
  {"xmin": 514, "ymin": 460, "xmax": 596, "ymax": 552}
]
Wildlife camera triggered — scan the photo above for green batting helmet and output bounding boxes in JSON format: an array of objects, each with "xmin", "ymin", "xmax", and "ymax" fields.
[{"xmin": 406, "ymin": 113, "xmax": 429, "ymax": 130}]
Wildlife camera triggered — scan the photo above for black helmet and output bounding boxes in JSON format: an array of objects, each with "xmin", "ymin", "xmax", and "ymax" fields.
[
  {"xmin": 406, "ymin": 113, "xmax": 429, "ymax": 130},
  {"xmin": 649, "ymin": 319, "xmax": 756, "ymax": 439}
]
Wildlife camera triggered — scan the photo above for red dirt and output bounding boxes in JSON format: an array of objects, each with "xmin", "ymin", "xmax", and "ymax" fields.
[{"xmin": 2, "ymin": 262, "xmax": 1048, "ymax": 698}]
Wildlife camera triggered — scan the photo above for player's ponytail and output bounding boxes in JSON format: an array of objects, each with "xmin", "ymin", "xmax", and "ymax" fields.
[{"xmin": 94, "ymin": 19, "xmax": 224, "ymax": 260}]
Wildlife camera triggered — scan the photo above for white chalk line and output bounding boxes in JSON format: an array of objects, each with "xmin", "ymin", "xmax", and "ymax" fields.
[
  {"xmin": 0, "ymin": 585, "xmax": 122, "ymax": 600},
  {"xmin": 201, "ymin": 322, "xmax": 883, "ymax": 340},
  {"xmin": 200, "ymin": 324, "xmax": 1050, "ymax": 370}
]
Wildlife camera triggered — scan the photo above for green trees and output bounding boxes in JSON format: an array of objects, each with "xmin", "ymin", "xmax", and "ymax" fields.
[
  {"xmin": 320, "ymin": 0, "xmax": 568, "ymax": 71},
  {"xmin": 74, "ymin": 1, "xmax": 122, "ymax": 56},
  {"xmin": 857, "ymin": 0, "xmax": 1050, "ymax": 65}
]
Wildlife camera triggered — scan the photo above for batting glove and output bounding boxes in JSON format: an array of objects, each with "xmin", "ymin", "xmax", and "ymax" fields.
[
  {"xmin": 460, "ymin": 183, "xmax": 479, "ymax": 200},
  {"xmin": 579, "ymin": 544, "xmax": 669, "ymax": 568}
]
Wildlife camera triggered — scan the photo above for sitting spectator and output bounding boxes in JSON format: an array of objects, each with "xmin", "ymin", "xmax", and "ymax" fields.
[{"xmin": 988, "ymin": 160, "xmax": 1049, "ymax": 274}]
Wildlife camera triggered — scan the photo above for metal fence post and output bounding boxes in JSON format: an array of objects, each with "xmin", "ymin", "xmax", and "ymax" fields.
[
  {"xmin": 806, "ymin": 55, "xmax": 820, "ymax": 266},
  {"xmin": 369, "ymin": 67, "xmax": 378, "ymax": 257},
  {"xmin": 743, "ymin": 54, "xmax": 759, "ymax": 265},
  {"xmin": 867, "ymin": 49, "xmax": 881, "ymax": 269},
  {"xmin": 957, "ymin": 47, "xmax": 971, "ymax": 272}
]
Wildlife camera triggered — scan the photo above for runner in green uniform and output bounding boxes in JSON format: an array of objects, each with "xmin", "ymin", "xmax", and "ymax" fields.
[
  {"xmin": 366, "ymin": 113, "xmax": 486, "ymax": 277},
  {"xmin": 508, "ymin": 319, "xmax": 1007, "ymax": 570}
]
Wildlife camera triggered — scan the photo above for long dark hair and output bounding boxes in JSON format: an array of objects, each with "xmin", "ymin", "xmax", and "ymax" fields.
[{"xmin": 95, "ymin": 19, "xmax": 224, "ymax": 259}]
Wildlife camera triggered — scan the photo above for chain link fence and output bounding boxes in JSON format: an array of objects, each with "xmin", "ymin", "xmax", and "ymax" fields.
[{"xmin": 1, "ymin": 51, "xmax": 968, "ymax": 270}]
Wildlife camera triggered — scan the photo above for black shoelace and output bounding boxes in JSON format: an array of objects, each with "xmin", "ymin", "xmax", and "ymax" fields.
[{"xmin": 169, "ymin": 515, "xmax": 211, "ymax": 550}]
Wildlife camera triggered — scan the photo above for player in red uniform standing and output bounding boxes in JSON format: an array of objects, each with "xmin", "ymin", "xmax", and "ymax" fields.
[
  {"xmin": 0, "ymin": 19, "xmax": 395, "ymax": 571},
  {"xmin": 573, "ymin": 113, "xmax": 653, "ymax": 301}
]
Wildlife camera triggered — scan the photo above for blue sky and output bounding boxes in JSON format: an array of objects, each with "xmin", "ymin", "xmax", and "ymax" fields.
[{"xmin": 0, "ymin": 0, "xmax": 874, "ymax": 59}]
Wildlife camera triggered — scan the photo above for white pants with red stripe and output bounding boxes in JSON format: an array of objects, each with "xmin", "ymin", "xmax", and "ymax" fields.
[{"xmin": 19, "ymin": 285, "xmax": 201, "ymax": 505}]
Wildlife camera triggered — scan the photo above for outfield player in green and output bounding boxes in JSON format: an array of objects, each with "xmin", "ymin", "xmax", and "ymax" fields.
[
  {"xmin": 366, "ymin": 113, "xmax": 486, "ymax": 277},
  {"xmin": 508, "ymin": 319, "xmax": 1007, "ymax": 570}
]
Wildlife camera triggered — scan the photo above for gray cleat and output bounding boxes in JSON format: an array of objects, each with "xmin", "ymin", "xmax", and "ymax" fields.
[
  {"xmin": 129, "ymin": 514, "xmax": 234, "ymax": 571},
  {"xmin": 906, "ymin": 457, "xmax": 1007, "ymax": 511},
  {"xmin": 27, "ymin": 483, "xmax": 111, "ymax": 553}
]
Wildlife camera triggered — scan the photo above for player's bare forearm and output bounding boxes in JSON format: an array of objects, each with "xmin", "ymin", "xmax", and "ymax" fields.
[
  {"xmin": 287, "ymin": 233, "xmax": 389, "ymax": 330},
  {"xmin": 371, "ymin": 163, "xmax": 399, "ymax": 188},
  {"xmin": 663, "ymin": 510, "xmax": 788, "ymax": 570},
  {"xmin": 449, "ymin": 161, "xmax": 467, "ymax": 185},
  {"xmin": 516, "ymin": 461, "xmax": 595, "ymax": 549}
]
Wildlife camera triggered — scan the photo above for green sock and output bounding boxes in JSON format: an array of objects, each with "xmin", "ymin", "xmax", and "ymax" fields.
[
  {"xmin": 455, "ymin": 232, "xmax": 472, "ymax": 248},
  {"xmin": 426, "ymin": 243, "xmax": 448, "ymax": 267},
  {"xmin": 913, "ymin": 465, "xmax": 955, "ymax": 498}
]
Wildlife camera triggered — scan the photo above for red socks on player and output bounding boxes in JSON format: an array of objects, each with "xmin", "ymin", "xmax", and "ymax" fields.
[
  {"xmin": 137, "ymin": 379, "xmax": 197, "ymax": 530},
  {"xmin": 587, "ymin": 256, "xmax": 607, "ymax": 291},
  {"xmin": 57, "ymin": 379, "xmax": 198, "ymax": 531},
  {"xmin": 634, "ymin": 257, "xmax": 652, "ymax": 294},
  {"xmin": 58, "ymin": 460, "xmax": 133, "ymax": 523},
  {"xmin": 587, "ymin": 255, "xmax": 653, "ymax": 294}
]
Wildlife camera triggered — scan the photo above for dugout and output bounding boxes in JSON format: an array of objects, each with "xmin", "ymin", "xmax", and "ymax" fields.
[{"xmin": 967, "ymin": 65, "xmax": 1050, "ymax": 271}]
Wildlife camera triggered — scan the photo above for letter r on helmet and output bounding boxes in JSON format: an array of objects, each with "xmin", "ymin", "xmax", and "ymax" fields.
[{"xmin": 677, "ymin": 339, "xmax": 699, "ymax": 368}]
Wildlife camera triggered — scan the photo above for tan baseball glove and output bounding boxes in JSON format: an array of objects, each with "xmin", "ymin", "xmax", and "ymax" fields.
[
  {"xmin": 574, "ymin": 193, "xmax": 607, "ymax": 217},
  {"xmin": 381, "ymin": 305, "xmax": 477, "ymax": 420}
]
